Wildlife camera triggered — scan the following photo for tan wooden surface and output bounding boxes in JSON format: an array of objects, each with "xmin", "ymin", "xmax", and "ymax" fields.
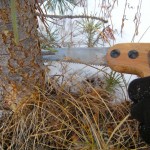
[{"xmin": 106, "ymin": 43, "xmax": 150, "ymax": 77}]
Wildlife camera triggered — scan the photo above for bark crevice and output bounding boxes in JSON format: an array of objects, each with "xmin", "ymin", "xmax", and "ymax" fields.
[{"xmin": 0, "ymin": 0, "xmax": 45, "ymax": 110}]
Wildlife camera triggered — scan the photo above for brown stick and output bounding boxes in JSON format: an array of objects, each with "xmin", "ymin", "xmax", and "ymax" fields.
[{"xmin": 36, "ymin": 13, "xmax": 108, "ymax": 23}]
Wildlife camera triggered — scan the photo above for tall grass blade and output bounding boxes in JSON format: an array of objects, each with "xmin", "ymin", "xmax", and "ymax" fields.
[{"xmin": 10, "ymin": 0, "xmax": 19, "ymax": 44}]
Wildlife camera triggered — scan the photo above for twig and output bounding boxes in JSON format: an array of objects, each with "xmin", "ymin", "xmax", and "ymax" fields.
[
  {"xmin": 36, "ymin": 13, "xmax": 108, "ymax": 23},
  {"xmin": 138, "ymin": 25, "xmax": 150, "ymax": 42}
]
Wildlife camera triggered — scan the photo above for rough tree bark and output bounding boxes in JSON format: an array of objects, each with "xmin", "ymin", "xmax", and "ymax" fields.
[{"xmin": 0, "ymin": 0, "xmax": 45, "ymax": 110}]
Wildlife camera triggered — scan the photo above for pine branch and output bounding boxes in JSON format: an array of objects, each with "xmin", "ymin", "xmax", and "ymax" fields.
[{"xmin": 36, "ymin": 13, "xmax": 108, "ymax": 23}]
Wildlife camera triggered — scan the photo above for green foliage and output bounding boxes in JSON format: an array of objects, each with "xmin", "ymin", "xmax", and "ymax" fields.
[
  {"xmin": 77, "ymin": 18, "xmax": 102, "ymax": 47},
  {"xmin": 104, "ymin": 71, "xmax": 123, "ymax": 92},
  {"xmin": 45, "ymin": 0, "xmax": 77, "ymax": 14},
  {"xmin": 40, "ymin": 28, "xmax": 59, "ymax": 49},
  {"xmin": 10, "ymin": 0, "xmax": 19, "ymax": 44}
]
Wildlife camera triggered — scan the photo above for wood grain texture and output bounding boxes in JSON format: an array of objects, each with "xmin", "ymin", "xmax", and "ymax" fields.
[{"xmin": 106, "ymin": 43, "xmax": 150, "ymax": 77}]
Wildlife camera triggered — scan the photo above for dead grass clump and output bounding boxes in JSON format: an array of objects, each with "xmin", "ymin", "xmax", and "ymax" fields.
[{"xmin": 0, "ymin": 79, "xmax": 149, "ymax": 150}]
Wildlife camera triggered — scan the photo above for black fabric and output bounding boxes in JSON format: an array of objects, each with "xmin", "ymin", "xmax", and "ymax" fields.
[
  {"xmin": 139, "ymin": 123, "xmax": 150, "ymax": 144},
  {"xmin": 130, "ymin": 98, "xmax": 150, "ymax": 125},
  {"xmin": 128, "ymin": 76, "xmax": 150, "ymax": 144},
  {"xmin": 128, "ymin": 76, "xmax": 150, "ymax": 103}
]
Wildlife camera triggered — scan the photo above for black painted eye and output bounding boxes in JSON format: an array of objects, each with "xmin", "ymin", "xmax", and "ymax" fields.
[
  {"xmin": 128, "ymin": 50, "xmax": 139, "ymax": 59},
  {"xmin": 110, "ymin": 49, "xmax": 120, "ymax": 58}
]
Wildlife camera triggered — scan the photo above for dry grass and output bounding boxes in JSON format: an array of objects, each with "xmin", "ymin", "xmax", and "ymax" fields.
[
  {"xmin": 0, "ymin": 73, "xmax": 149, "ymax": 150},
  {"xmin": 1, "ymin": 1, "xmax": 148, "ymax": 149}
]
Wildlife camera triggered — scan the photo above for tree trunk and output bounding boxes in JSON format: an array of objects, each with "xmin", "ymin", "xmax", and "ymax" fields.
[{"xmin": 0, "ymin": 0, "xmax": 45, "ymax": 110}]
